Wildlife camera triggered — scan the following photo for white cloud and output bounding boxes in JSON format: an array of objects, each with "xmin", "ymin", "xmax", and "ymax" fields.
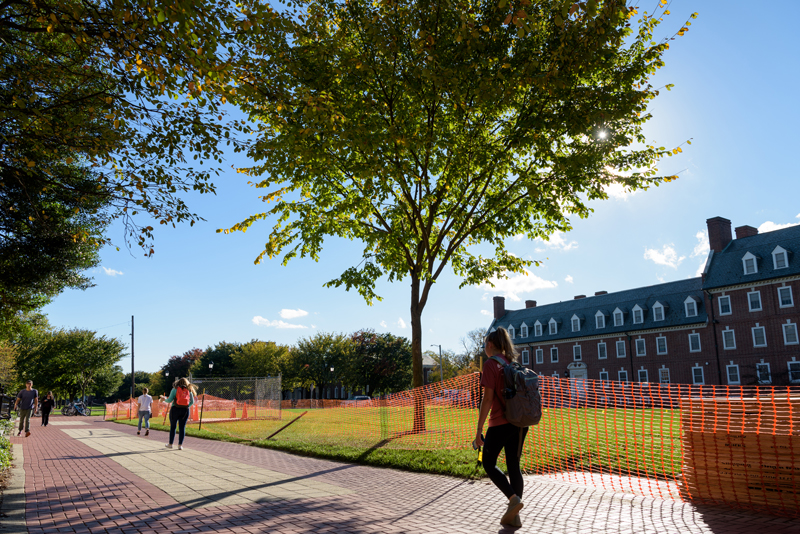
[
  {"xmin": 758, "ymin": 214, "xmax": 800, "ymax": 234},
  {"xmin": 396, "ymin": 318, "xmax": 407, "ymax": 329},
  {"xmin": 604, "ymin": 183, "xmax": 639, "ymax": 201},
  {"xmin": 480, "ymin": 309, "xmax": 492, "ymax": 316},
  {"xmin": 280, "ymin": 308, "xmax": 308, "ymax": 319},
  {"xmin": 694, "ymin": 261, "xmax": 705, "ymax": 278},
  {"xmin": 691, "ymin": 231, "xmax": 709, "ymax": 258},
  {"xmin": 657, "ymin": 275, "xmax": 666, "ymax": 283},
  {"xmin": 102, "ymin": 267, "xmax": 123, "ymax": 276},
  {"xmin": 535, "ymin": 231, "xmax": 577, "ymax": 251},
  {"xmin": 478, "ymin": 269, "xmax": 558, "ymax": 302},
  {"xmin": 252, "ymin": 316, "xmax": 308, "ymax": 329},
  {"xmin": 565, "ymin": 275, "xmax": 574, "ymax": 284},
  {"xmin": 643, "ymin": 245, "xmax": 685, "ymax": 269},
  {"xmin": 380, "ymin": 320, "xmax": 387, "ymax": 328}
]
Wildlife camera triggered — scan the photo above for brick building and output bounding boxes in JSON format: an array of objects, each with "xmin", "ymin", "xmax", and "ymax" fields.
[{"xmin": 487, "ymin": 217, "xmax": 800, "ymax": 386}]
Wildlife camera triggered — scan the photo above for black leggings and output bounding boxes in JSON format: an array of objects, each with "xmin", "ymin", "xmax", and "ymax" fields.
[
  {"xmin": 483, "ymin": 423, "xmax": 528, "ymax": 499},
  {"xmin": 42, "ymin": 410, "xmax": 51, "ymax": 426},
  {"xmin": 169, "ymin": 406, "xmax": 189, "ymax": 445}
]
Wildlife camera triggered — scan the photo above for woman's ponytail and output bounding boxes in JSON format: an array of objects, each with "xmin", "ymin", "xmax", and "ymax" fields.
[{"xmin": 485, "ymin": 327, "xmax": 518, "ymax": 362}]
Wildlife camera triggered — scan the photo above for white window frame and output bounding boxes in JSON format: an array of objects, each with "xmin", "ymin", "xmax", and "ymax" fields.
[
  {"xmin": 692, "ymin": 366, "xmax": 705, "ymax": 385},
  {"xmin": 756, "ymin": 362, "xmax": 771, "ymax": 384},
  {"xmin": 722, "ymin": 328, "xmax": 736, "ymax": 350},
  {"xmin": 571, "ymin": 315, "xmax": 581, "ymax": 332},
  {"xmin": 688, "ymin": 333, "xmax": 701, "ymax": 353},
  {"xmin": 521, "ymin": 349, "xmax": 530, "ymax": 366},
  {"xmin": 684, "ymin": 297, "xmax": 698, "ymax": 318},
  {"xmin": 534, "ymin": 321, "xmax": 542, "ymax": 337},
  {"xmin": 788, "ymin": 361, "xmax": 800, "ymax": 384},
  {"xmin": 599, "ymin": 371, "xmax": 609, "ymax": 381},
  {"xmin": 573, "ymin": 344, "xmax": 582, "ymax": 361},
  {"xmin": 535, "ymin": 348, "xmax": 544, "ymax": 364},
  {"xmin": 632, "ymin": 305, "xmax": 644, "ymax": 325},
  {"xmin": 778, "ymin": 286, "xmax": 794, "ymax": 308},
  {"xmin": 508, "ymin": 325, "xmax": 515, "ymax": 339},
  {"xmin": 595, "ymin": 311, "xmax": 606, "ymax": 329},
  {"xmin": 772, "ymin": 246, "xmax": 788, "ymax": 270},
  {"xmin": 637, "ymin": 369, "xmax": 648, "ymax": 382},
  {"xmin": 751, "ymin": 324, "xmax": 767, "ymax": 347},
  {"xmin": 616, "ymin": 340, "xmax": 626, "ymax": 358},
  {"xmin": 747, "ymin": 290, "xmax": 762, "ymax": 312},
  {"xmin": 613, "ymin": 308, "xmax": 624, "ymax": 327},
  {"xmin": 742, "ymin": 252, "xmax": 758, "ymax": 275},
  {"xmin": 783, "ymin": 322, "xmax": 799, "ymax": 345},
  {"xmin": 597, "ymin": 342, "xmax": 607, "ymax": 360},
  {"xmin": 726, "ymin": 364, "xmax": 740, "ymax": 385},
  {"xmin": 550, "ymin": 347, "xmax": 558, "ymax": 363},
  {"xmin": 658, "ymin": 368, "xmax": 670, "ymax": 384},
  {"xmin": 656, "ymin": 336, "xmax": 667, "ymax": 355},
  {"xmin": 718, "ymin": 295, "xmax": 732, "ymax": 316},
  {"xmin": 618, "ymin": 370, "xmax": 629, "ymax": 382},
  {"xmin": 549, "ymin": 319, "xmax": 558, "ymax": 335},
  {"xmin": 635, "ymin": 338, "xmax": 646, "ymax": 356},
  {"xmin": 520, "ymin": 323, "xmax": 529, "ymax": 338},
  {"xmin": 653, "ymin": 303, "xmax": 665, "ymax": 322}
]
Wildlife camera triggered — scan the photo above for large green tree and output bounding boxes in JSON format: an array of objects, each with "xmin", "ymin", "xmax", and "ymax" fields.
[
  {"xmin": 290, "ymin": 332, "xmax": 353, "ymax": 396},
  {"xmin": 347, "ymin": 330, "xmax": 412, "ymax": 394},
  {"xmin": 232, "ymin": 340, "xmax": 290, "ymax": 378},
  {"xmin": 222, "ymin": 0, "xmax": 696, "ymax": 425}
]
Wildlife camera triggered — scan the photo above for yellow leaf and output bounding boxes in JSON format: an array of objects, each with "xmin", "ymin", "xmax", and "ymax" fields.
[
  {"xmin": 482, "ymin": 25, "xmax": 489, "ymax": 32},
  {"xmin": 27, "ymin": 160, "xmax": 35, "ymax": 167}
]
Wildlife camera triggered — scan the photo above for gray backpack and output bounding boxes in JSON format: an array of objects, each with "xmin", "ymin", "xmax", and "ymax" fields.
[{"xmin": 489, "ymin": 356, "xmax": 542, "ymax": 427}]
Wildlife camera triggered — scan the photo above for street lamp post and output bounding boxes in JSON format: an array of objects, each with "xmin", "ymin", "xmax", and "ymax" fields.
[{"xmin": 430, "ymin": 344, "xmax": 444, "ymax": 385}]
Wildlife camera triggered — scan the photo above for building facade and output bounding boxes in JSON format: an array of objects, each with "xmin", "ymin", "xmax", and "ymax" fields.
[{"xmin": 487, "ymin": 217, "xmax": 800, "ymax": 386}]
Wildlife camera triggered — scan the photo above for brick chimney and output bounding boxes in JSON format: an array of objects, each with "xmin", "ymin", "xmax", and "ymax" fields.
[
  {"xmin": 493, "ymin": 296, "xmax": 506, "ymax": 319},
  {"xmin": 525, "ymin": 300, "xmax": 537, "ymax": 308},
  {"xmin": 706, "ymin": 217, "xmax": 732, "ymax": 253},
  {"xmin": 574, "ymin": 295, "xmax": 586, "ymax": 300},
  {"xmin": 595, "ymin": 291, "xmax": 608, "ymax": 296},
  {"xmin": 735, "ymin": 225, "xmax": 758, "ymax": 239}
]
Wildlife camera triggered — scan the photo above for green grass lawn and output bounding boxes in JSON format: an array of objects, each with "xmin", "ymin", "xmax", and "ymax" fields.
[{"xmin": 110, "ymin": 404, "xmax": 683, "ymax": 479}]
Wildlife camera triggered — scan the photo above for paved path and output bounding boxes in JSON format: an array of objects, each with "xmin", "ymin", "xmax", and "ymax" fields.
[{"xmin": 3, "ymin": 415, "xmax": 800, "ymax": 534}]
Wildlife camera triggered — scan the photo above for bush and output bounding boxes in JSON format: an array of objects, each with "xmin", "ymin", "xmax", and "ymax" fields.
[{"xmin": 0, "ymin": 419, "xmax": 12, "ymax": 471}]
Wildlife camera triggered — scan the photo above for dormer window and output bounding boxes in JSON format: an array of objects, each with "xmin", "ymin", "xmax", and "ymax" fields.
[
  {"xmin": 548, "ymin": 318, "xmax": 558, "ymax": 335},
  {"xmin": 520, "ymin": 323, "xmax": 529, "ymax": 338},
  {"xmin": 571, "ymin": 314, "xmax": 581, "ymax": 332},
  {"xmin": 632, "ymin": 305, "xmax": 644, "ymax": 324},
  {"xmin": 508, "ymin": 325, "xmax": 515, "ymax": 339},
  {"xmin": 772, "ymin": 246, "xmax": 789, "ymax": 270},
  {"xmin": 684, "ymin": 296, "xmax": 699, "ymax": 318},
  {"xmin": 613, "ymin": 308, "xmax": 624, "ymax": 327},
  {"xmin": 534, "ymin": 321, "xmax": 542, "ymax": 337},
  {"xmin": 652, "ymin": 302, "xmax": 665, "ymax": 322},
  {"xmin": 742, "ymin": 252, "xmax": 758, "ymax": 275},
  {"xmin": 595, "ymin": 311, "xmax": 606, "ymax": 329}
]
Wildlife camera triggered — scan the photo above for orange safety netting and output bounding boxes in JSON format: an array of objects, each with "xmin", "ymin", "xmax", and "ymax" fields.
[{"xmin": 104, "ymin": 395, "xmax": 281, "ymax": 424}]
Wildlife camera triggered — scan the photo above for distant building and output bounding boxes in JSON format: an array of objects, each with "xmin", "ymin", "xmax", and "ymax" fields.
[{"xmin": 487, "ymin": 217, "xmax": 800, "ymax": 386}]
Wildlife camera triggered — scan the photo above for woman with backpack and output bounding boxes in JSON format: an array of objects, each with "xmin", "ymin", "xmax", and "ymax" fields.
[
  {"xmin": 474, "ymin": 327, "xmax": 528, "ymax": 528},
  {"xmin": 160, "ymin": 378, "xmax": 196, "ymax": 450}
]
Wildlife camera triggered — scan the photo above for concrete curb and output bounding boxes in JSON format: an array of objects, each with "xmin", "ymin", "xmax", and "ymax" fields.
[{"xmin": 0, "ymin": 443, "xmax": 26, "ymax": 534}]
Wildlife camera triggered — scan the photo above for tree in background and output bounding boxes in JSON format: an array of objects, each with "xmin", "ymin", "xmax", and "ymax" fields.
[
  {"xmin": 348, "ymin": 331, "xmax": 412, "ymax": 395},
  {"xmin": 289, "ymin": 333, "xmax": 353, "ymax": 397},
  {"xmin": 92, "ymin": 365, "xmax": 125, "ymax": 401},
  {"xmin": 161, "ymin": 348, "xmax": 204, "ymax": 383},
  {"xmin": 460, "ymin": 328, "xmax": 487, "ymax": 370},
  {"xmin": 0, "ymin": 340, "xmax": 16, "ymax": 389},
  {"xmin": 223, "ymin": 0, "xmax": 695, "ymax": 434},
  {"xmin": 232, "ymin": 340, "xmax": 289, "ymax": 378},
  {"xmin": 112, "ymin": 371, "xmax": 152, "ymax": 401},
  {"xmin": 147, "ymin": 371, "xmax": 168, "ymax": 397},
  {"xmin": 192, "ymin": 342, "xmax": 241, "ymax": 378}
]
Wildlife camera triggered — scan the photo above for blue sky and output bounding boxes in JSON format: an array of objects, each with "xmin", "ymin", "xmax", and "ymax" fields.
[{"xmin": 42, "ymin": 1, "xmax": 800, "ymax": 373}]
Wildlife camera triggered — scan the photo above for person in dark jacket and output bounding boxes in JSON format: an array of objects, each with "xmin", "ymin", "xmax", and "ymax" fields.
[{"xmin": 41, "ymin": 391, "xmax": 56, "ymax": 426}]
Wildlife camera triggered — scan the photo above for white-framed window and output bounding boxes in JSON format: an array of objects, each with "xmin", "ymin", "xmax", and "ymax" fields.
[
  {"xmin": 550, "ymin": 347, "xmax": 558, "ymax": 363},
  {"xmin": 597, "ymin": 342, "xmax": 607, "ymax": 359},
  {"xmin": 742, "ymin": 252, "xmax": 758, "ymax": 275},
  {"xmin": 596, "ymin": 311, "xmax": 606, "ymax": 329},
  {"xmin": 688, "ymin": 333, "xmax": 701, "ymax": 352},
  {"xmin": 635, "ymin": 338, "xmax": 646, "ymax": 356},
  {"xmin": 751, "ymin": 324, "xmax": 767, "ymax": 347},
  {"xmin": 571, "ymin": 315, "xmax": 580, "ymax": 332},
  {"xmin": 747, "ymin": 290, "xmax": 762, "ymax": 312},
  {"xmin": 722, "ymin": 328, "xmax": 736, "ymax": 350},
  {"xmin": 788, "ymin": 361, "xmax": 800, "ymax": 383},
  {"xmin": 658, "ymin": 367, "xmax": 670, "ymax": 384},
  {"xmin": 616, "ymin": 340, "xmax": 626, "ymax": 357},
  {"xmin": 726, "ymin": 363, "xmax": 740, "ymax": 385},
  {"xmin": 508, "ymin": 325, "xmax": 516, "ymax": 339},
  {"xmin": 718, "ymin": 295, "xmax": 732, "ymax": 315},
  {"xmin": 656, "ymin": 336, "xmax": 667, "ymax": 355},
  {"xmin": 783, "ymin": 322, "xmax": 799, "ymax": 345},
  {"xmin": 618, "ymin": 370, "xmax": 629, "ymax": 382},
  {"xmin": 756, "ymin": 362, "xmax": 771, "ymax": 384},
  {"xmin": 778, "ymin": 286, "xmax": 794, "ymax": 308},
  {"xmin": 684, "ymin": 297, "xmax": 698, "ymax": 318},
  {"xmin": 772, "ymin": 246, "xmax": 788, "ymax": 270},
  {"xmin": 521, "ymin": 349, "xmax": 530, "ymax": 366},
  {"xmin": 521, "ymin": 324, "xmax": 529, "ymax": 338},
  {"xmin": 534, "ymin": 321, "xmax": 542, "ymax": 337},
  {"xmin": 535, "ymin": 348, "xmax": 544, "ymax": 364},
  {"xmin": 599, "ymin": 371, "xmax": 609, "ymax": 381},
  {"xmin": 573, "ymin": 345, "xmax": 582, "ymax": 361},
  {"xmin": 638, "ymin": 369, "xmax": 648, "ymax": 382},
  {"xmin": 632, "ymin": 305, "xmax": 644, "ymax": 324},
  {"xmin": 653, "ymin": 302, "xmax": 665, "ymax": 322},
  {"xmin": 549, "ymin": 319, "xmax": 558, "ymax": 335},
  {"xmin": 692, "ymin": 366, "xmax": 705, "ymax": 385},
  {"xmin": 613, "ymin": 308, "xmax": 624, "ymax": 327}
]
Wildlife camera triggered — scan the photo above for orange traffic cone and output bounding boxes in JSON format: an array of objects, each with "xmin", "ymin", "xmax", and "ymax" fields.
[
  {"xmin": 242, "ymin": 403, "xmax": 248, "ymax": 419},
  {"xmin": 191, "ymin": 404, "xmax": 199, "ymax": 420},
  {"xmin": 230, "ymin": 404, "xmax": 237, "ymax": 419}
]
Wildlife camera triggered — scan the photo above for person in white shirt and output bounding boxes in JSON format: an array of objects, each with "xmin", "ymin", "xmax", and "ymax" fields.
[{"xmin": 137, "ymin": 387, "xmax": 153, "ymax": 436}]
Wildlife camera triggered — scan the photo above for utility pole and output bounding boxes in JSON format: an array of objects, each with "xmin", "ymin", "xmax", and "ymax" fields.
[{"xmin": 131, "ymin": 315, "xmax": 135, "ymax": 399}]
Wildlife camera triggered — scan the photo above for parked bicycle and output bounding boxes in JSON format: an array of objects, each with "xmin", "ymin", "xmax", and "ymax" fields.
[{"xmin": 61, "ymin": 400, "xmax": 92, "ymax": 416}]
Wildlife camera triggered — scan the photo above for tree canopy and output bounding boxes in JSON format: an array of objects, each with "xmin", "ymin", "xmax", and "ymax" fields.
[{"xmin": 222, "ymin": 0, "xmax": 696, "ymax": 392}]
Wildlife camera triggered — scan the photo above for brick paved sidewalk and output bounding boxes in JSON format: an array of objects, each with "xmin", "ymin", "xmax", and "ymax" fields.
[{"xmin": 4, "ymin": 415, "xmax": 800, "ymax": 534}]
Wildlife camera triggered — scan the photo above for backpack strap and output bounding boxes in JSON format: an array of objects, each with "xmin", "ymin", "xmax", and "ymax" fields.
[{"xmin": 487, "ymin": 355, "xmax": 510, "ymax": 403}]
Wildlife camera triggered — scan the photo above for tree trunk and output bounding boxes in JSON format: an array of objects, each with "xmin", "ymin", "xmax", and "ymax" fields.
[{"xmin": 410, "ymin": 276, "xmax": 425, "ymax": 433}]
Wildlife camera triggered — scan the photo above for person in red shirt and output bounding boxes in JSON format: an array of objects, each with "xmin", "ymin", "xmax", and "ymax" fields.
[{"xmin": 475, "ymin": 327, "xmax": 528, "ymax": 528}]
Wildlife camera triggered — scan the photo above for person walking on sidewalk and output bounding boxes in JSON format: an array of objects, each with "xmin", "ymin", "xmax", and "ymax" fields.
[
  {"xmin": 40, "ymin": 391, "xmax": 55, "ymax": 427},
  {"xmin": 137, "ymin": 387, "xmax": 153, "ymax": 436},
  {"xmin": 14, "ymin": 380, "xmax": 39, "ymax": 437},
  {"xmin": 474, "ymin": 328, "xmax": 528, "ymax": 528},
  {"xmin": 160, "ymin": 378, "xmax": 196, "ymax": 450}
]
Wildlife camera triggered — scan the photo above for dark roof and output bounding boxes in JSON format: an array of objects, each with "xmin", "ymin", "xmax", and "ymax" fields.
[
  {"xmin": 703, "ymin": 224, "xmax": 800, "ymax": 289},
  {"xmin": 488, "ymin": 278, "xmax": 706, "ymax": 345}
]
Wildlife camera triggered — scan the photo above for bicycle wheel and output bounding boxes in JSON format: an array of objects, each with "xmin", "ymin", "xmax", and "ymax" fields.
[{"xmin": 84, "ymin": 407, "xmax": 92, "ymax": 416}]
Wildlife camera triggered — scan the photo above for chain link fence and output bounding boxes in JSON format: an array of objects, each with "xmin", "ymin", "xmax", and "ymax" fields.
[{"xmin": 192, "ymin": 376, "xmax": 282, "ymax": 422}]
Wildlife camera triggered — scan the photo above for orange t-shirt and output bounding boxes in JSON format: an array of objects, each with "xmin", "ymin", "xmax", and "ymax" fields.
[{"xmin": 481, "ymin": 355, "xmax": 509, "ymax": 427}]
